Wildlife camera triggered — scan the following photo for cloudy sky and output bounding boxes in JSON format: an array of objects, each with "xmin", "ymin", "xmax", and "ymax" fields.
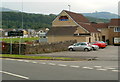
[{"xmin": 1, "ymin": 0, "xmax": 119, "ymax": 15}]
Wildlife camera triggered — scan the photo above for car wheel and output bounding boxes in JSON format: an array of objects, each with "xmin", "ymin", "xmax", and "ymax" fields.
[
  {"xmin": 92, "ymin": 47, "xmax": 96, "ymax": 51},
  {"xmin": 69, "ymin": 48, "xmax": 74, "ymax": 51},
  {"xmin": 84, "ymin": 48, "xmax": 89, "ymax": 52}
]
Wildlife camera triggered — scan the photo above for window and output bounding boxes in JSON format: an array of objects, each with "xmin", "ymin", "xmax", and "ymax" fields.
[
  {"xmin": 97, "ymin": 29, "xmax": 101, "ymax": 32},
  {"xmin": 59, "ymin": 16, "xmax": 68, "ymax": 21},
  {"xmin": 114, "ymin": 27, "xmax": 120, "ymax": 32},
  {"xmin": 81, "ymin": 43, "xmax": 87, "ymax": 45}
]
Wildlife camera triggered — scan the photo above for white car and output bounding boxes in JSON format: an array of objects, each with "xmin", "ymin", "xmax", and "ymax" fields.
[{"xmin": 68, "ymin": 42, "xmax": 92, "ymax": 51}]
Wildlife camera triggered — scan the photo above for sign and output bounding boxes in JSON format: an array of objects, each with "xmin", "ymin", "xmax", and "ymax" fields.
[
  {"xmin": 8, "ymin": 31, "xmax": 23, "ymax": 36},
  {"xmin": 113, "ymin": 37, "xmax": 120, "ymax": 46}
]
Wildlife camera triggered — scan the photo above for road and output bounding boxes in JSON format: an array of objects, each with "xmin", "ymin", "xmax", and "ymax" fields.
[
  {"xmin": 1, "ymin": 46, "xmax": 119, "ymax": 80},
  {"xmin": 1, "ymin": 59, "xmax": 119, "ymax": 80}
]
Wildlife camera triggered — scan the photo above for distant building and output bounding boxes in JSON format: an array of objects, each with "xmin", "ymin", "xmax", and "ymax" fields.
[{"xmin": 92, "ymin": 19, "xmax": 120, "ymax": 45}]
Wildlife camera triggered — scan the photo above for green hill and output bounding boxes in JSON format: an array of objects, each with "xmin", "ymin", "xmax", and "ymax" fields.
[{"xmin": 1, "ymin": 12, "xmax": 110, "ymax": 29}]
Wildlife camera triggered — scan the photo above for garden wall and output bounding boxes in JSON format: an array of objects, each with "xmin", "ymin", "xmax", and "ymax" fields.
[{"xmin": 2, "ymin": 40, "xmax": 77, "ymax": 55}]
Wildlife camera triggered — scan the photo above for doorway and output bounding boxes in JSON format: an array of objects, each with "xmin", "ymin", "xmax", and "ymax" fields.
[{"xmin": 102, "ymin": 36, "xmax": 105, "ymax": 41}]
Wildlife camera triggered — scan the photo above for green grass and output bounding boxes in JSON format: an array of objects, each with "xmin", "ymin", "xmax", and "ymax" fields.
[
  {"xmin": 1, "ymin": 37, "xmax": 39, "ymax": 43},
  {"xmin": 0, "ymin": 54, "xmax": 73, "ymax": 60}
]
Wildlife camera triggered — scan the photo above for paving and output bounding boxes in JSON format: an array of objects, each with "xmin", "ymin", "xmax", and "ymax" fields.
[{"xmin": 27, "ymin": 46, "xmax": 119, "ymax": 61}]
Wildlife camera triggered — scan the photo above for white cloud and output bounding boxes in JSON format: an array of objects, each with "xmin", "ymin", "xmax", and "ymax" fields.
[{"xmin": 1, "ymin": 0, "xmax": 119, "ymax": 14}]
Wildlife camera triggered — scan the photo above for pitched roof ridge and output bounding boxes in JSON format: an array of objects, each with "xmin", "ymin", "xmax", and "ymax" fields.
[{"xmin": 63, "ymin": 10, "xmax": 83, "ymax": 15}]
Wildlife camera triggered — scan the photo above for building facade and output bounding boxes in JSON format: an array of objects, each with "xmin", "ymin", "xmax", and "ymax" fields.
[{"xmin": 47, "ymin": 10, "xmax": 100, "ymax": 43}]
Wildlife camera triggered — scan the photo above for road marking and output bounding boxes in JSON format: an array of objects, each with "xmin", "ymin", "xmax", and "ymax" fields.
[
  {"xmin": 58, "ymin": 64, "xmax": 67, "ymax": 67},
  {"xmin": 17, "ymin": 60, "xmax": 24, "ymax": 62},
  {"xmin": 94, "ymin": 66, "xmax": 102, "ymax": 68},
  {"xmin": 96, "ymin": 69, "xmax": 107, "ymax": 71},
  {"xmin": 0, "ymin": 71, "xmax": 29, "ymax": 80},
  {"xmin": 70, "ymin": 65, "xmax": 80, "ymax": 68},
  {"xmin": 111, "ymin": 70, "xmax": 119, "ymax": 72},
  {"xmin": 105, "ymin": 68, "xmax": 116, "ymax": 70},
  {"xmin": 82, "ymin": 67, "xmax": 93, "ymax": 69},
  {"xmin": 48, "ymin": 63, "xmax": 56, "ymax": 65},
  {"xmin": 23, "ymin": 60, "xmax": 30, "ymax": 62},
  {"xmin": 32, "ymin": 62, "xmax": 37, "ymax": 64},
  {"xmin": 40, "ymin": 62, "xmax": 46, "ymax": 64}
]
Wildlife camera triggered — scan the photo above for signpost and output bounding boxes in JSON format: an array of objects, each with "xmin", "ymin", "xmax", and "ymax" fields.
[
  {"xmin": 8, "ymin": 31, "xmax": 23, "ymax": 37},
  {"xmin": 8, "ymin": 31, "xmax": 23, "ymax": 54}
]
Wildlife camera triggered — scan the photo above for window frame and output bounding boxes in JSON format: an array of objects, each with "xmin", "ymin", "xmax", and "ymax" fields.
[{"xmin": 114, "ymin": 27, "xmax": 120, "ymax": 32}]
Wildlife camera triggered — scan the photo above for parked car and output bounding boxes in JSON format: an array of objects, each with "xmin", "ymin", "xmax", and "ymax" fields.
[
  {"xmin": 68, "ymin": 42, "xmax": 92, "ymax": 51},
  {"xmin": 90, "ymin": 44, "xmax": 99, "ymax": 50},
  {"xmin": 91, "ymin": 41, "xmax": 106, "ymax": 48},
  {"xmin": 99, "ymin": 41, "xmax": 108, "ymax": 46}
]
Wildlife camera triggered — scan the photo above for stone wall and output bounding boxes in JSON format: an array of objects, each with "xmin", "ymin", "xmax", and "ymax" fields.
[
  {"xmin": 2, "ymin": 40, "xmax": 77, "ymax": 55},
  {"xmin": 25, "ymin": 40, "xmax": 77, "ymax": 54}
]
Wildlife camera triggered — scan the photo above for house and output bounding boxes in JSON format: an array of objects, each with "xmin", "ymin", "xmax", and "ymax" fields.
[
  {"xmin": 47, "ymin": 10, "xmax": 100, "ymax": 43},
  {"xmin": 91, "ymin": 23, "xmax": 109, "ymax": 42},
  {"xmin": 108, "ymin": 19, "xmax": 120, "ymax": 45},
  {"xmin": 92, "ymin": 19, "xmax": 120, "ymax": 45}
]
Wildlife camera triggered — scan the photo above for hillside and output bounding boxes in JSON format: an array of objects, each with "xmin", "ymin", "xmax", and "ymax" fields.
[
  {"xmin": 1, "ymin": 12, "xmax": 110, "ymax": 29},
  {"xmin": 2, "ymin": 12, "xmax": 56, "ymax": 29},
  {"xmin": 82, "ymin": 12, "xmax": 119, "ymax": 19}
]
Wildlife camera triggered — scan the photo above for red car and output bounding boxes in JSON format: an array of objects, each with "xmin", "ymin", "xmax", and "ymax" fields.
[{"xmin": 91, "ymin": 41, "xmax": 106, "ymax": 48}]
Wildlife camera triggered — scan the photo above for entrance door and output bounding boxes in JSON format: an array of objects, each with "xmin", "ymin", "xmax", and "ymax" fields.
[
  {"xmin": 102, "ymin": 36, "xmax": 105, "ymax": 41},
  {"xmin": 89, "ymin": 38, "xmax": 91, "ymax": 43}
]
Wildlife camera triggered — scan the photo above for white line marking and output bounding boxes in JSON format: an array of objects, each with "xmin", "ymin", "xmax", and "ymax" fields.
[
  {"xmin": 17, "ymin": 60, "xmax": 24, "ymax": 62},
  {"xmin": 96, "ymin": 69, "xmax": 107, "ymax": 71},
  {"xmin": 32, "ymin": 62, "xmax": 37, "ymax": 64},
  {"xmin": 70, "ymin": 65, "xmax": 80, "ymax": 68},
  {"xmin": 58, "ymin": 64, "xmax": 67, "ymax": 67},
  {"xmin": 94, "ymin": 66, "xmax": 102, "ymax": 68},
  {"xmin": 0, "ymin": 71, "xmax": 29, "ymax": 80},
  {"xmin": 48, "ymin": 63, "xmax": 56, "ymax": 65},
  {"xmin": 106, "ymin": 68, "xmax": 116, "ymax": 70},
  {"xmin": 111, "ymin": 70, "xmax": 119, "ymax": 72},
  {"xmin": 82, "ymin": 67, "xmax": 93, "ymax": 69},
  {"xmin": 23, "ymin": 60, "xmax": 30, "ymax": 62},
  {"xmin": 41, "ymin": 63, "xmax": 46, "ymax": 64}
]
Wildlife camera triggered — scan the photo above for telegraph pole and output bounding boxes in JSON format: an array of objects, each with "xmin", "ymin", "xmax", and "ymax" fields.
[{"xmin": 19, "ymin": 0, "xmax": 23, "ymax": 55}]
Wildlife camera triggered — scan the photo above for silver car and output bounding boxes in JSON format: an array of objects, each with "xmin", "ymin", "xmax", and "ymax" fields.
[
  {"xmin": 68, "ymin": 42, "xmax": 92, "ymax": 51},
  {"xmin": 90, "ymin": 44, "xmax": 99, "ymax": 50}
]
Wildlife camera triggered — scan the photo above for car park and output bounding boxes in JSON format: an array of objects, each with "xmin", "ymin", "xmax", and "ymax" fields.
[{"xmin": 68, "ymin": 42, "xmax": 92, "ymax": 51}]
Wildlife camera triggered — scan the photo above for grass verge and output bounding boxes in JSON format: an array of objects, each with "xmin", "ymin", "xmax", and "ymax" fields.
[
  {"xmin": 1, "ymin": 37, "xmax": 39, "ymax": 43},
  {"xmin": 0, "ymin": 54, "xmax": 77, "ymax": 61}
]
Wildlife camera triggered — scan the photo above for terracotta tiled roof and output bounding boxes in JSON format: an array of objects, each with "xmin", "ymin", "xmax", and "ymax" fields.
[
  {"xmin": 77, "ymin": 22, "xmax": 99, "ymax": 33},
  {"xmin": 63, "ymin": 10, "xmax": 99, "ymax": 33},
  {"xmin": 91, "ymin": 23, "xmax": 109, "ymax": 28},
  {"xmin": 109, "ymin": 19, "xmax": 120, "ymax": 26},
  {"xmin": 47, "ymin": 26, "xmax": 78, "ymax": 36},
  {"xmin": 64, "ymin": 10, "xmax": 89, "ymax": 23}
]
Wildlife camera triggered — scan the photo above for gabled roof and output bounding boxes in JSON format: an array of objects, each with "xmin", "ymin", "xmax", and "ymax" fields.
[
  {"xmin": 91, "ymin": 23, "xmax": 109, "ymax": 28},
  {"xmin": 47, "ymin": 26, "xmax": 78, "ymax": 36},
  {"xmin": 77, "ymin": 22, "xmax": 99, "ymax": 33},
  {"xmin": 64, "ymin": 10, "xmax": 89, "ymax": 23},
  {"xmin": 64, "ymin": 10, "xmax": 99, "ymax": 33},
  {"xmin": 109, "ymin": 19, "xmax": 120, "ymax": 26}
]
